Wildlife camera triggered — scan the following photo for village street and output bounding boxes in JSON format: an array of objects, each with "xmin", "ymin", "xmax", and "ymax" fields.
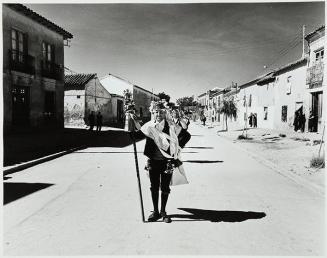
[{"xmin": 3, "ymin": 123, "xmax": 324, "ymax": 256}]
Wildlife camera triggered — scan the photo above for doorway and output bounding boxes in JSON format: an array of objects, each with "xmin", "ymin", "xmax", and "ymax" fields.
[
  {"xmin": 12, "ymin": 86, "xmax": 30, "ymax": 126},
  {"xmin": 117, "ymin": 99, "xmax": 124, "ymax": 127},
  {"xmin": 44, "ymin": 91, "xmax": 56, "ymax": 125},
  {"xmin": 310, "ymin": 92, "xmax": 323, "ymax": 132}
]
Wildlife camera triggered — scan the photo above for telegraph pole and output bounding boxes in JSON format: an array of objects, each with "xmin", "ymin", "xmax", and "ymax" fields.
[{"xmin": 302, "ymin": 25, "xmax": 306, "ymax": 58}]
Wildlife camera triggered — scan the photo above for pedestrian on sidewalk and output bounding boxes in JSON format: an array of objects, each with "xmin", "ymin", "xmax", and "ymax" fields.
[
  {"xmin": 96, "ymin": 111, "xmax": 103, "ymax": 132},
  {"xmin": 138, "ymin": 101, "xmax": 190, "ymax": 223},
  {"xmin": 88, "ymin": 111, "xmax": 95, "ymax": 131}
]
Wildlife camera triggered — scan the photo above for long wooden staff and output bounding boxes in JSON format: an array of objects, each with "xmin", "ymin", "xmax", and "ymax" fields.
[{"xmin": 127, "ymin": 115, "xmax": 145, "ymax": 223}]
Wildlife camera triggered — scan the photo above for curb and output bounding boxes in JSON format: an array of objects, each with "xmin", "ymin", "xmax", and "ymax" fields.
[
  {"xmin": 216, "ymin": 132, "xmax": 324, "ymax": 196},
  {"xmin": 3, "ymin": 146, "xmax": 87, "ymax": 176}
]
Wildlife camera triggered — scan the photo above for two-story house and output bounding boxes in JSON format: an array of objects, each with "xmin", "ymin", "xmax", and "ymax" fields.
[
  {"xmin": 2, "ymin": 4, "xmax": 73, "ymax": 133},
  {"xmin": 305, "ymin": 25, "xmax": 325, "ymax": 132}
]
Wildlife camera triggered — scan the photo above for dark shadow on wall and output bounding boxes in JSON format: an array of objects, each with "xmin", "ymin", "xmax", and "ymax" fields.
[
  {"xmin": 183, "ymin": 160, "xmax": 223, "ymax": 163},
  {"xmin": 170, "ymin": 208, "xmax": 266, "ymax": 222},
  {"xmin": 3, "ymin": 182, "xmax": 54, "ymax": 205}
]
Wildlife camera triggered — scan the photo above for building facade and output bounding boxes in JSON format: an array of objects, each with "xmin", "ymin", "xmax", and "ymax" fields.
[
  {"xmin": 2, "ymin": 4, "xmax": 73, "ymax": 133},
  {"xmin": 100, "ymin": 74, "xmax": 159, "ymax": 123},
  {"xmin": 64, "ymin": 73, "xmax": 116, "ymax": 127},
  {"xmin": 305, "ymin": 25, "xmax": 325, "ymax": 132}
]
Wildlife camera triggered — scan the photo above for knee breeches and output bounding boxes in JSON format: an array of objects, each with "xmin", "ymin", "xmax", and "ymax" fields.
[{"xmin": 148, "ymin": 159, "xmax": 172, "ymax": 194}]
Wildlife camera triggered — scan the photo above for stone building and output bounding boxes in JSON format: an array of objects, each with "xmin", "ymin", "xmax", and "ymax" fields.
[
  {"xmin": 305, "ymin": 25, "xmax": 325, "ymax": 132},
  {"xmin": 2, "ymin": 4, "xmax": 73, "ymax": 133},
  {"xmin": 100, "ymin": 74, "xmax": 159, "ymax": 123},
  {"xmin": 64, "ymin": 73, "xmax": 114, "ymax": 127}
]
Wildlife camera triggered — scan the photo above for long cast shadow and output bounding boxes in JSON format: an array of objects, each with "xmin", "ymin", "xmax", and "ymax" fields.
[
  {"xmin": 183, "ymin": 160, "xmax": 223, "ymax": 163},
  {"xmin": 3, "ymin": 182, "xmax": 54, "ymax": 205},
  {"xmin": 74, "ymin": 151, "xmax": 198, "ymax": 154},
  {"xmin": 170, "ymin": 208, "xmax": 266, "ymax": 222},
  {"xmin": 4, "ymin": 129, "xmax": 144, "ymax": 167},
  {"xmin": 184, "ymin": 146, "xmax": 214, "ymax": 149}
]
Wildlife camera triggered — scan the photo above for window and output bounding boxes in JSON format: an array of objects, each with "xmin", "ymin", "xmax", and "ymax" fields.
[
  {"xmin": 11, "ymin": 29, "xmax": 25, "ymax": 62},
  {"xmin": 315, "ymin": 48, "xmax": 324, "ymax": 62},
  {"xmin": 286, "ymin": 76, "xmax": 292, "ymax": 94},
  {"xmin": 42, "ymin": 42, "xmax": 55, "ymax": 62},
  {"xmin": 264, "ymin": 107, "xmax": 268, "ymax": 120},
  {"xmin": 77, "ymin": 95, "xmax": 81, "ymax": 99},
  {"xmin": 249, "ymin": 94, "xmax": 252, "ymax": 107},
  {"xmin": 281, "ymin": 105, "xmax": 287, "ymax": 122}
]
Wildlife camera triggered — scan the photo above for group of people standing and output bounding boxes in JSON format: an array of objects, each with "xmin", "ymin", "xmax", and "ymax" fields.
[
  {"xmin": 248, "ymin": 113, "xmax": 257, "ymax": 128},
  {"xmin": 88, "ymin": 111, "xmax": 103, "ymax": 132}
]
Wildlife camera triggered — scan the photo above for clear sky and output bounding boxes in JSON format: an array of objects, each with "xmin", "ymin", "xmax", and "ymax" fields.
[{"xmin": 26, "ymin": 2, "xmax": 324, "ymax": 102}]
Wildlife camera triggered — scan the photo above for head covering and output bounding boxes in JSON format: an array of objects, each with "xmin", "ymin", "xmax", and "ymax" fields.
[{"xmin": 149, "ymin": 100, "xmax": 167, "ymax": 112}]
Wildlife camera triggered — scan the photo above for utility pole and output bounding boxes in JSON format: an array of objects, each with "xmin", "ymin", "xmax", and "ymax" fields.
[{"xmin": 302, "ymin": 25, "xmax": 306, "ymax": 58}]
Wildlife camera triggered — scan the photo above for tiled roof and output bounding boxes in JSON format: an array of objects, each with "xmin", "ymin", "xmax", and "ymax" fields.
[
  {"xmin": 240, "ymin": 57, "xmax": 307, "ymax": 88},
  {"xmin": 64, "ymin": 74, "xmax": 97, "ymax": 90},
  {"xmin": 274, "ymin": 57, "xmax": 307, "ymax": 75},
  {"xmin": 257, "ymin": 72, "xmax": 275, "ymax": 85},
  {"xmin": 305, "ymin": 25, "xmax": 325, "ymax": 41},
  {"xmin": 6, "ymin": 4, "xmax": 73, "ymax": 39},
  {"xmin": 134, "ymin": 85, "xmax": 159, "ymax": 97}
]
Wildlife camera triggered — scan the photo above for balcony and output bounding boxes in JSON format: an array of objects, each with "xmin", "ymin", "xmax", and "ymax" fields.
[
  {"xmin": 8, "ymin": 50, "xmax": 35, "ymax": 75},
  {"xmin": 306, "ymin": 61, "xmax": 324, "ymax": 89},
  {"xmin": 41, "ymin": 60, "xmax": 62, "ymax": 81}
]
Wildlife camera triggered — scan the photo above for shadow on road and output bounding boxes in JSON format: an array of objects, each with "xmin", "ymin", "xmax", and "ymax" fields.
[
  {"xmin": 170, "ymin": 208, "xmax": 266, "ymax": 222},
  {"xmin": 4, "ymin": 129, "xmax": 144, "ymax": 167},
  {"xmin": 184, "ymin": 146, "xmax": 214, "ymax": 149},
  {"xmin": 3, "ymin": 182, "xmax": 54, "ymax": 205},
  {"xmin": 183, "ymin": 160, "xmax": 223, "ymax": 163}
]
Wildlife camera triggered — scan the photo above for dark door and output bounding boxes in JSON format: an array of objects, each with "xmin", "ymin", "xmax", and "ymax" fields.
[
  {"xmin": 117, "ymin": 99, "xmax": 124, "ymax": 127},
  {"xmin": 311, "ymin": 92, "xmax": 323, "ymax": 132},
  {"xmin": 12, "ymin": 86, "xmax": 30, "ymax": 126},
  {"xmin": 44, "ymin": 91, "xmax": 56, "ymax": 125}
]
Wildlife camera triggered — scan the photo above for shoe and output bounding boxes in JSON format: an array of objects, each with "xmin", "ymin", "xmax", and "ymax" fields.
[
  {"xmin": 148, "ymin": 211, "xmax": 161, "ymax": 222},
  {"xmin": 160, "ymin": 211, "xmax": 172, "ymax": 223}
]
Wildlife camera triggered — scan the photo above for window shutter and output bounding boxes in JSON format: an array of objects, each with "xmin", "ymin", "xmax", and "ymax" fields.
[
  {"xmin": 51, "ymin": 44, "xmax": 55, "ymax": 63},
  {"xmin": 23, "ymin": 33, "xmax": 28, "ymax": 55}
]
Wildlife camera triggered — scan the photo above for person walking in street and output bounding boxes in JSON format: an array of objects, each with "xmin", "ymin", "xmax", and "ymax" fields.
[
  {"xmin": 96, "ymin": 111, "xmax": 103, "ymax": 132},
  {"xmin": 139, "ymin": 101, "xmax": 190, "ymax": 223},
  {"xmin": 88, "ymin": 111, "xmax": 95, "ymax": 131},
  {"xmin": 200, "ymin": 113, "xmax": 206, "ymax": 126}
]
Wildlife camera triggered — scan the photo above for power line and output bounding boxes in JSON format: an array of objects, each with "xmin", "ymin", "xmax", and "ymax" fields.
[{"xmin": 265, "ymin": 39, "xmax": 302, "ymax": 70}]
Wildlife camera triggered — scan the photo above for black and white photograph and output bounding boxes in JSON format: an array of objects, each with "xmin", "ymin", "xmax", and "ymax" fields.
[{"xmin": 2, "ymin": 0, "xmax": 325, "ymax": 256}]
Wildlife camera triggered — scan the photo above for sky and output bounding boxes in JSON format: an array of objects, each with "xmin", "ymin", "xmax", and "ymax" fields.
[{"xmin": 26, "ymin": 1, "xmax": 324, "ymax": 102}]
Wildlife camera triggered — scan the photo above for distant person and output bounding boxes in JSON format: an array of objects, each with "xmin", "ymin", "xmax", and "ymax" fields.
[
  {"xmin": 248, "ymin": 113, "xmax": 253, "ymax": 127},
  {"xmin": 201, "ymin": 114, "xmax": 206, "ymax": 126},
  {"xmin": 308, "ymin": 110, "xmax": 316, "ymax": 132},
  {"xmin": 253, "ymin": 113, "xmax": 257, "ymax": 128},
  {"xmin": 300, "ymin": 111, "xmax": 306, "ymax": 133},
  {"xmin": 96, "ymin": 111, "xmax": 103, "ymax": 132},
  {"xmin": 88, "ymin": 111, "xmax": 95, "ymax": 131}
]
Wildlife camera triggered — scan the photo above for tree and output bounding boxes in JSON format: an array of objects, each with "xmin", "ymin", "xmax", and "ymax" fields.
[
  {"xmin": 158, "ymin": 92, "xmax": 171, "ymax": 102},
  {"xmin": 219, "ymin": 97, "xmax": 238, "ymax": 131},
  {"xmin": 176, "ymin": 96, "xmax": 197, "ymax": 110}
]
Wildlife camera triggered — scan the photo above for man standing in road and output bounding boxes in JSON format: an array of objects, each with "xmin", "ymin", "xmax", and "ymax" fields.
[{"xmin": 140, "ymin": 101, "xmax": 189, "ymax": 223}]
